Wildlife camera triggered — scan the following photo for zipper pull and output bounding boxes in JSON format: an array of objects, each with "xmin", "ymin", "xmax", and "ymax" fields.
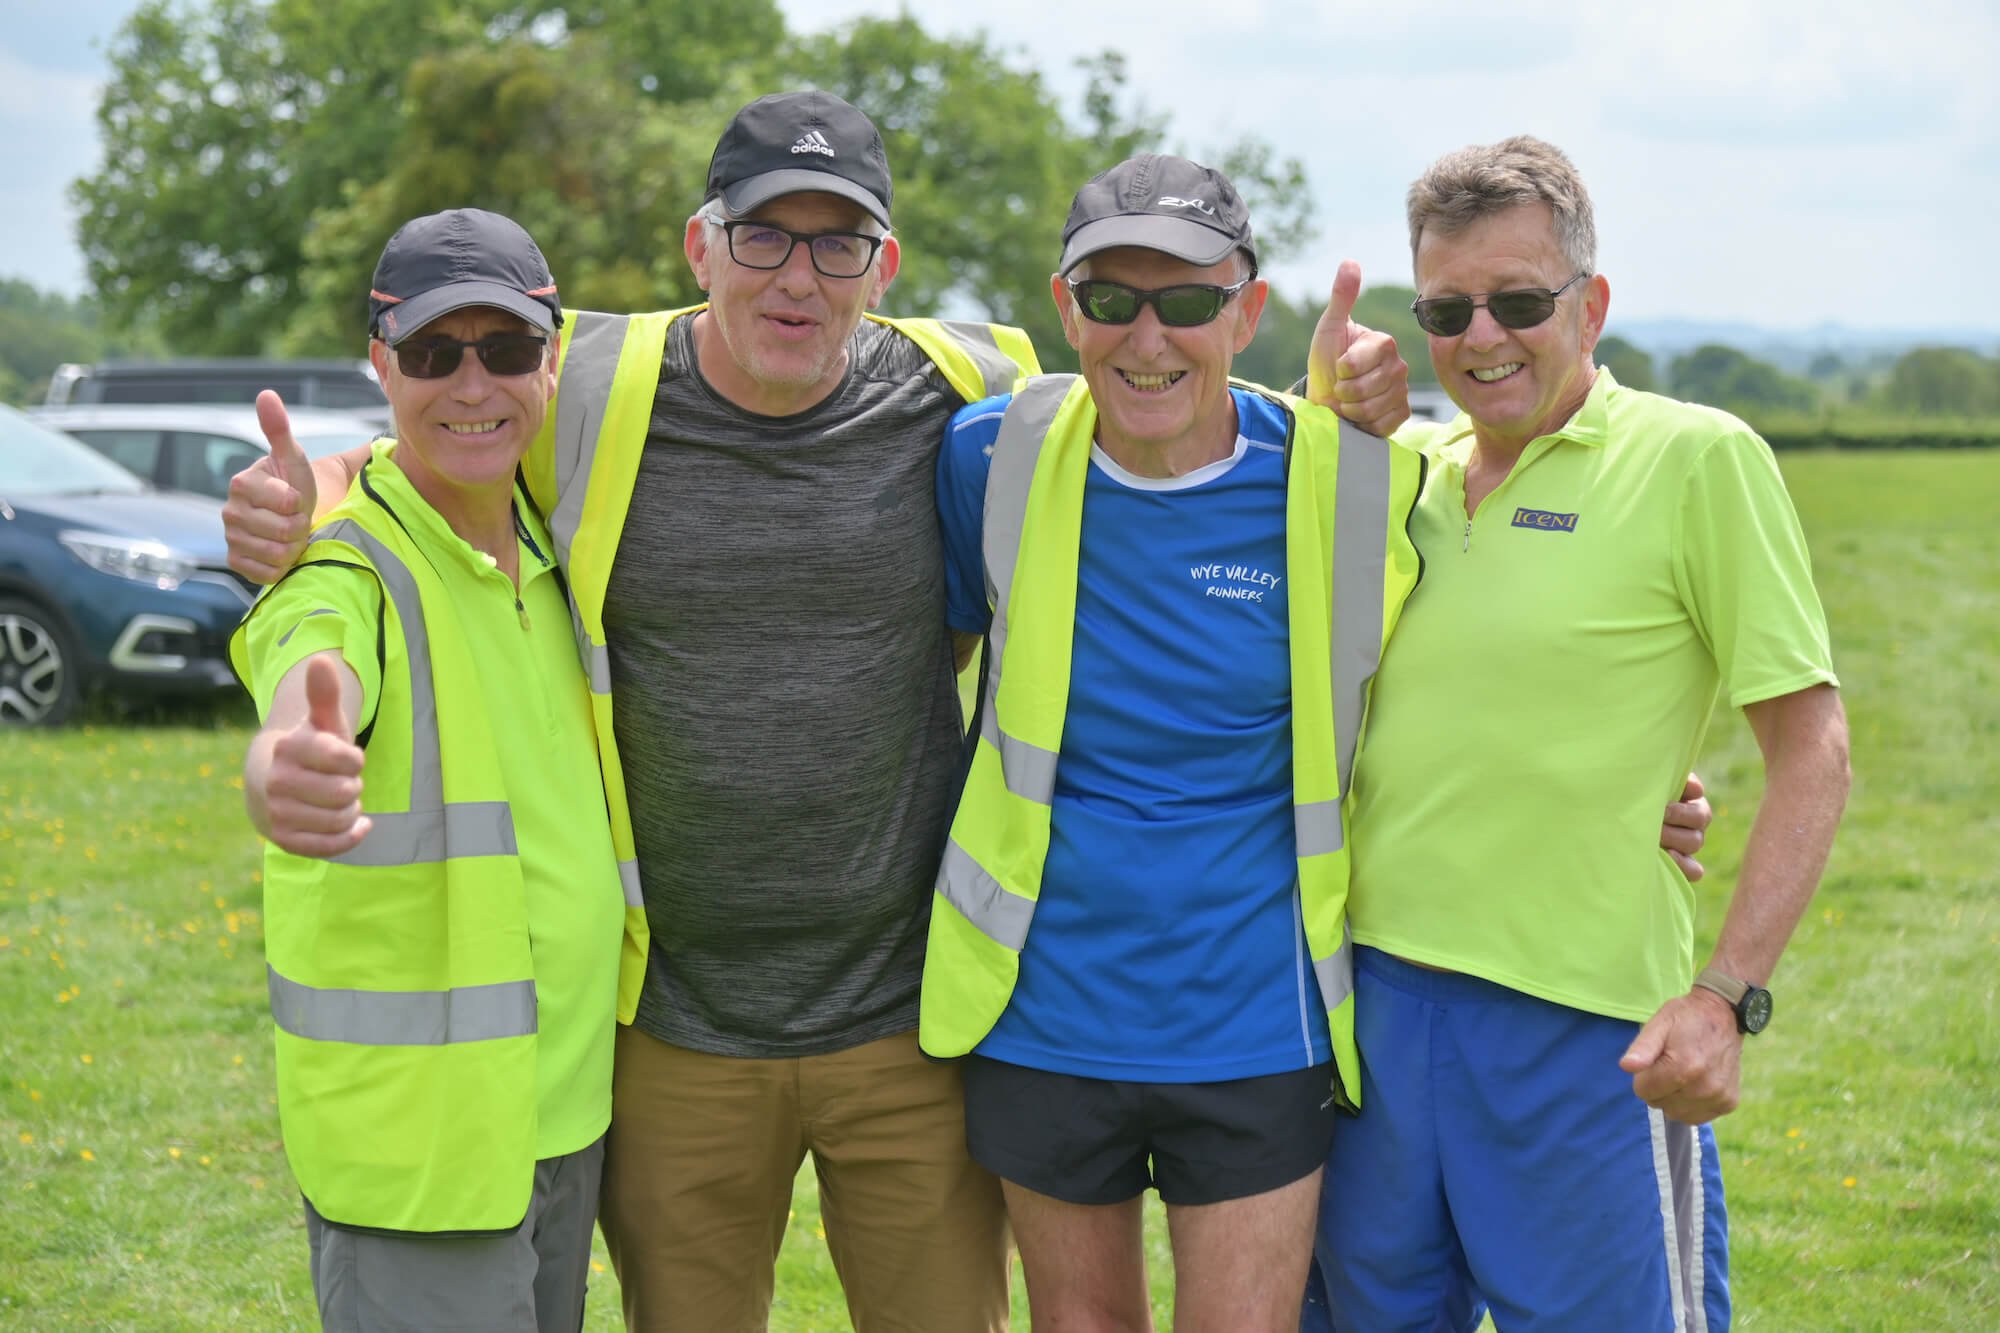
[
  {"xmin": 1463, "ymin": 518, "xmax": 1473, "ymax": 553},
  {"xmin": 516, "ymin": 597, "xmax": 531, "ymax": 631}
]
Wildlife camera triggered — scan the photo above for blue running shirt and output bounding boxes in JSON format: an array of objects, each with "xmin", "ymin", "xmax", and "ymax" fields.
[{"xmin": 937, "ymin": 388, "xmax": 1331, "ymax": 1081}]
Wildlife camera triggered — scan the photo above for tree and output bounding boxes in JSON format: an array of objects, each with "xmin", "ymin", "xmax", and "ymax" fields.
[
  {"xmin": 1231, "ymin": 283, "xmax": 1436, "ymax": 394},
  {"xmin": 1669, "ymin": 343, "xmax": 1817, "ymax": 416},
  {"xmin": 1877, "ymin": 345, "xmax": 2000, "ymax": 417},
  {"xmin": 1595, "ymin": 334, "xmax": 1657, "ymax": 392}
]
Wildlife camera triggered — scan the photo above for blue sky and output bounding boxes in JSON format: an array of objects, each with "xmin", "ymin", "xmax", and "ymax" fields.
[{"xmin": 8, "ymin": 0, "xmax": 1997, "ymax": 335}]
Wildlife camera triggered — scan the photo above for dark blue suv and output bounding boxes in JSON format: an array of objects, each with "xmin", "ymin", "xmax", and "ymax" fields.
[{"xmin": 0, "ymin": 404, "xmax": 251, "ymax": 725}]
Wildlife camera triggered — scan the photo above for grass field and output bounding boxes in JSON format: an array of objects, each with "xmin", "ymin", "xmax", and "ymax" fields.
[{"xmin": 3, "ymin": 450, "xmax": 1996, "ymax": 1330}]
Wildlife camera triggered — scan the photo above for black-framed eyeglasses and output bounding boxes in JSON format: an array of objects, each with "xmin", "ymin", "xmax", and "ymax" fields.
[
  {"xmin": 1410, "ymin": 273, "xmax": 1590, "ymax": 337},
  {"xmin": 392, "ymin": 333, "xmax": 548, "ymax": 380},
  {"xmin": 1065, "ymin": 277, "xmax": 1254, "ymax": 328},
  {"xmin": 720, "ymin": 220, "xmax": 884, "ymax": 279}
]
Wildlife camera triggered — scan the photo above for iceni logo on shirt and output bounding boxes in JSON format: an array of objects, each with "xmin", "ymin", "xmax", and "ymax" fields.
[
  {"xmin": 1189, "ymin": 561, "xmax": 1281, "ymax": 603},
  {"xmin": 1510, "ymin": 507, "xmax": 1580, "ymax": 532}
]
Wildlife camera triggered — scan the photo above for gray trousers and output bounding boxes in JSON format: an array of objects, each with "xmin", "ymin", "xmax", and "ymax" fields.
[{"xmin": 304, "ymin": 1135, "xmax": 604, "ymax": 1333}]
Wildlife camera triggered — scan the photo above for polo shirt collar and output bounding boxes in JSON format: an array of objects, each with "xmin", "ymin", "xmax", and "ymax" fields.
[
  {"xmin": 1428, "ymin": 364, "xmax": 1621, "ymax": 457},
  {"xmin": 357, "ymin": 438, "xmax": 556, "ymax": 584}
]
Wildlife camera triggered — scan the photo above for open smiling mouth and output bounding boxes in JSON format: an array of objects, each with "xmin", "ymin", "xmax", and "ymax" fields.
[
  {"xmin": 1118, "ymin": 369, "xmax": 1186, "ymax": 392},
  {"xmin": 1470, "ymin": 363, "xmax": 1524, "ymax": 384}
]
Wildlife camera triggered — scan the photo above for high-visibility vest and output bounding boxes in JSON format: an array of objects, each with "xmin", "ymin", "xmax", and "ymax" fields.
[
  {"xmin": 519, "ymin": 305, "xmax": 1039, "ymax": 932},
  {"xmin": 230, "ymin": 463, "xmax": 646, "ymax": 1233},
  {"xmin": 917, "ymin": 375, "xmax": 1425, "ymax": 1108}
]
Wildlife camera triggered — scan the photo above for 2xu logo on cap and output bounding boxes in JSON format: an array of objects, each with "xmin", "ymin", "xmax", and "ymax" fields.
[
  {"xmin": 1511, "ymin": 507, "xmax": 1580, "ymax": 532},
  {"xmin": 1156, "ymin": 196, "xmax": 1216, "ymax": 216}
]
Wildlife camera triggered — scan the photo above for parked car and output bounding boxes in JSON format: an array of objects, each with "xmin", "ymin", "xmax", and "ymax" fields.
[
  {"xmin": 1409, "ymin": 387, "xmax": 1460, "ymax": 423},
  {"xmin": 44, "ymin": 358, "xmax": 390, "ymax": 429},
  {"xmin": 29, "ymin": 403, "xmax": 383, "ymax": 501},
  {"xmin": 0, "ymin": 404, "xmax": 252, "ymax": 726}
]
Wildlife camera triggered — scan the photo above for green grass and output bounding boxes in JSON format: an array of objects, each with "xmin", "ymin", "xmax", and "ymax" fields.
[{"xmin": 3, "ymin": 450, "xmax": 1996, "ymax": 1329}]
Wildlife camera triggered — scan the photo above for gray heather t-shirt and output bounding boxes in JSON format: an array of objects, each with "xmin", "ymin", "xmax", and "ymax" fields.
[{"xmin": 607, "ymin": 316, "xmax": 971, "ymax": 1057}]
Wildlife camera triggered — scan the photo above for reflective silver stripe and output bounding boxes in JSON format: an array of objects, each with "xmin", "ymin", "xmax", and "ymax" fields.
[
  {"xmin": 1295, "ymin": 799, "xmax": 1343, "ymax": 857},
  {"xmin": 1311, "ymin": 920, "xmax": 1355, "ymax": 1013},
  {"xmin": 268, "ymin": 964, "xmax": 537, "ymax": 1046},
  {"xmin": 935, "ymin": 839, "xmax": 1036, "ymax": 951},
  {"xmin": 980, "ymin": 376, "xmax": 1075, "ymax": 779},
  {"xmin": 618, "ymin": 859, "xmax": 643, "ymax": 909},
  {"xmin": 576, "ymin": 617, "xmax": 612, "ymax": 696},
  {"xmin": 1329, "ymin": 421, "xmax": 1394, "ymax": 794},
  {"xmin": 1650, "ymin": 1109, "xmax": 1692, "ymax": 1333},
  {"xmin": 549, "ymin": 311, "xmax": 631, "ymax": 574},
  {"xmin": 307, "ymin": 519, "xmax": 517, "ymax": 869},
  {"xmin": 276, "ymin": 607, "xmax": 336, "ymax": 647},
  {"xmin": 935, "ymin": 320, "xmax": 1026, "ymax": 400},
  {"xmin": 332, "ymin": 802, "xmax": 518, "ymax": 866},
  {"xmin": 979, "ymin": 708, "xmax": 1058, "ymax": 805}
]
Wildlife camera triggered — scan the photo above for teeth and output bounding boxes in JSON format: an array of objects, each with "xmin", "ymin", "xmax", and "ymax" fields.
[
  {"xmin": 1120, "ymin": 370, "xmax": 1186, "ymax": 390},
  {"xmin": 1470, "ymin": 364, "xmax": 1522, "ymax": 383},
  {"xmin": 444, "ymin": 420, "xmax": 502, "ymax": 434}
]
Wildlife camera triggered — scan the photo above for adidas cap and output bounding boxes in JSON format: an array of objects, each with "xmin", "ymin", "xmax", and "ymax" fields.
[
  {"xmin": 705, "ymin": 90, "xmax": 893, "ymax": 229},
  {"xmin": 1058, "ymin": 154, "xmax": 1256, "ymax": 277}
]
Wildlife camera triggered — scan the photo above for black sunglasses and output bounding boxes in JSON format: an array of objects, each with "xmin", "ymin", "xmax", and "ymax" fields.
[
  {"xmin": 392, "ymin": 333, "xmax": 548, "ymax": 380},
  {"xmin": 1066, "ymin": 277, "xmax": 1253, "ymax": 328},
  {"xmin": 1410, "ymin": 273, "xmax": 1591, "ymax": 337},
  {"xmin": 720, "ymin": 220, "xmax": 885, "ymax": 279}
]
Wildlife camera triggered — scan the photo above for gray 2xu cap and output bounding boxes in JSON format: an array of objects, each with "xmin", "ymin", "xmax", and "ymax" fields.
[
  {"xmin": 367, "ymin": 208, "xmax": 561, "ymax": 345},
  {"xmin": 705, "ymin": 90, "xmax": 893, "ymax": 229},
  {"xmin": 1058, "ymin": 154, "xmax": 1256, "ymax": 277}
]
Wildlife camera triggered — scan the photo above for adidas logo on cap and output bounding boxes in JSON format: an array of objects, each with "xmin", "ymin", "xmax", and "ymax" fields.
[{"xmin": 790, "ymin": 129, "xmax": 835, "ymax": 158}]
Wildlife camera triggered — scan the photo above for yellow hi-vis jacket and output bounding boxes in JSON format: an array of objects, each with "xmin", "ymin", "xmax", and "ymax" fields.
[
  {"xmin": 229, "ymin": 463, "xmax": 645, "ymax": 1233},
  {"xmin": 917, "ymin": 375, "xmax": 1424, "ymax": 1108},
  {"xmin": 518, "ymin": 304, "xmax": 1039, "ymax": 937}
]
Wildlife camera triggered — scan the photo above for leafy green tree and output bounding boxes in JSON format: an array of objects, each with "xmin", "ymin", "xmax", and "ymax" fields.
[
  {"xmin": 1596, "ymin": 334, "xmax": 1657, "ymax": 392},
  {"xmin": 1670, "ymin": 343, "xmax": 1817, "ymax": 416},
  {"xmin": 1877, "ymin": 345, "xmax": 2000, "ymax": 417},
  {"xmin": 1232, "ymin": 283, "xmax": 1436, "ymax": 394},
  {"xmin": 0, "ymin": 281, "xmax": 163, "ymax": 406}
]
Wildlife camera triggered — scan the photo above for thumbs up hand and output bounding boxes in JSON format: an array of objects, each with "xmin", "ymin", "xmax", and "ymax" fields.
[
  {"xmin": 1305, "ymin": 259, "xmax": 1413, "ymax": 437},
  {"xmin": 223, "ymin": 391, "xmax": 321, "ymax": 584},
  {"xmin": 261, "ymin": 655, "xmax": 372, "ymax": 858}
]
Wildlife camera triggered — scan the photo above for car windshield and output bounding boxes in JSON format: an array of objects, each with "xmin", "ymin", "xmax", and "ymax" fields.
[
  {"xmin": 295, "ymin": 428, "xmax": 382, "ymax": 460},
  {"xmin": 0, "ymin": 405, "xmax": 147, "ymax": 496}
]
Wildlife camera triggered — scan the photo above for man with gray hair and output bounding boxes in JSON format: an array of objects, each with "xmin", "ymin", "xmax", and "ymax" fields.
[{"xmin": 1303, "ymin": 135, "xmax": 1850, "ymax": 1332}]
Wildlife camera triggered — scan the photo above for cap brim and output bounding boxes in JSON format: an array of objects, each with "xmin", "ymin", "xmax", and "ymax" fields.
[
  {"xmin": 720, "ymin": 169, "xmax": 892, "ymax": 229},
  {"xmin": 1058, "ymin": 215, "xmax": 1248, "ymax": 276},
  {"xmin": 378, "ymin": 280, "xmax": 558, "ymax": 344}
]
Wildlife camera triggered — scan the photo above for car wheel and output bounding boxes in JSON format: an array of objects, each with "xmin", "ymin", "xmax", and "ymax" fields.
[{"xmin": 0, "ymin": 598, "xmax": 81, "ymax": 726}]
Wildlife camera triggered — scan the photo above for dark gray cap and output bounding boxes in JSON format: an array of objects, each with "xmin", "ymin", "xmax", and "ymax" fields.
[
  {"xmin": 705, "ymin": 90, "xmax": 893, "ymax": 229},
  {"xmin": 1058, "ymin": 155, "xmax": 1256, "ymax": 277},
  {"xmin": 367, "ymin": 208, "xmax": 561, "ymax": 345}
]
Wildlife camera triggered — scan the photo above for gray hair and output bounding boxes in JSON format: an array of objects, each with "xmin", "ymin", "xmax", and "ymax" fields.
[{"xmin": 1406, "ymin": 135, "xmax": 1596, "ymax": 277}]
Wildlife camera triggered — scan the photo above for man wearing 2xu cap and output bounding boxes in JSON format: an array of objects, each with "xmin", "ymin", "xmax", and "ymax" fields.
[
  {"xmin": 919, "ymin": 154, "xmax": 1419, "ymax": 1331},
  {"xmin": 224, "ymin": 95, "xmax": 1413, "ymax": 1331},
  {"xmin": 232, "ymin": 209, "xmax": 643, "ymax": 1332}
]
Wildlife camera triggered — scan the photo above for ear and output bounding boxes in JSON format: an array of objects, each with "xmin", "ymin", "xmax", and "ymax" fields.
[
  {"xmin": 865, "ymin": 234, "xmax": 901, "ymax": 310},
  {"xmin": 1580, "ymin": 272, "xmax": 1610, "ymax": 356},
  {"xmin": 1051, "ymin": 273, "xmax": 1083, "ymax": 351},
  {"xmin": 367, "ymin": 337, "xmax": 392, "ymax": 385},
  {"xmin": 543, "ymin": 329, "xmax": 562, "ymax": 399},
  {"xmin": 1231, "ymin": 277, "xmax": 1270, "ymax": 354},
  {"xmin": 685, "ymin": 215, "xmax": 714, "ymax": 291}
]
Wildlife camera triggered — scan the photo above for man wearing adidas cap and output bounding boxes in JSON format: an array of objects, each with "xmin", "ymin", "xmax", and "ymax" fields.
[{"xmin": 222, "ymin": 94, "xmax": 1417, "ymax": 1331}]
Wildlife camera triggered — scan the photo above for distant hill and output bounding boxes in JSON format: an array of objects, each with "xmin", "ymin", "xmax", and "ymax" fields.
[{"xmin": 1608, "ymin": 319, "xmax": 2000, "ymax": 375}]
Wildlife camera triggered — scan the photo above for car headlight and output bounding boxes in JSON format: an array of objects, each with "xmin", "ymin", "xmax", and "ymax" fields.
[{"xmin": 58, "ymin": 530, "xmax": 199, "ymax": 590}]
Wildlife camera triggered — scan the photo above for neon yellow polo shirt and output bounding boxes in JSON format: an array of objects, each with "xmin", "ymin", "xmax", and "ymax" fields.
[
  {"xmin": 1349, "ymin": 369, "xmax": 1837, "ymax": 1021},
  {"xmin": 238, "ymin": 440, "xmax": 625, "ymax": 1158}
]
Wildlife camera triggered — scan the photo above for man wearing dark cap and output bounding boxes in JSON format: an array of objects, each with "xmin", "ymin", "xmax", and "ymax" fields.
[
  {"xmin": 916, "ymin": 154, "xmax": 1420, "ymax": 1331},
  {"xmin": 232, "ymin": 208, "xmax": 644, "ymax": 1332},
  {"xmin": 223, "ymin": 94, "xmax": 1416, "ymax": 1333}
]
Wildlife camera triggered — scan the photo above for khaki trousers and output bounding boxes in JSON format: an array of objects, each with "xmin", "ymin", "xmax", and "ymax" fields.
[{"xmin": 600, "ymin": 1025, "xmax": 1010, "ymax": 1333}]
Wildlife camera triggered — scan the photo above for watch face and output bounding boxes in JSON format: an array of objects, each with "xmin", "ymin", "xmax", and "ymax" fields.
[{"xmin": 1742, "ymin": 987, "xmax": 1774, "ymax": 1034}]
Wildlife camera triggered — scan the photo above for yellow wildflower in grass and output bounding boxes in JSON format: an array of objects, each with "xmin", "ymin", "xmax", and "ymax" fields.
[
  {"xmin": 168, "ymin": 1147, "xmax": 182, "ymax": 1160},
  {"xmin": 80, "ymin": 1149, "xmax": 95, "ymax": 1162},
  {"xmin": 17, "ymin": 1133, "xmax": 30, "ymax": 1146},
  {"xmin": 198, "ymin": 763, "xmax": 213, "ymax": 778},
  {"xmin": 591, "ymin": 1261, "xmax": 606, "ymax": 1275},
  {"xmin": 28, "ymin": 1090, "xmax": 40, "ymax": 1102},
  {"xmin": 232, "ymin": 1054, "xmax": 245, "ymax": 1066},
  {"xmin": 1842, "ymin": 1176, "xmax": 1857, "ymax": 1188},
  {"xmin": 1786, "ymin": 1127, "xmax": 1802, "ymax": 1138},
  {"xmin": 199, "ymin": 1156, "xmax": 212, "ymax": 1166},
  {"xmin": 79, "ymin": 1054, "xmax": 93, "ymax": 1065}
]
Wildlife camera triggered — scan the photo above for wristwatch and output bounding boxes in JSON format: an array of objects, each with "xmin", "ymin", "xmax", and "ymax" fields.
[{"xmin": 1693, "ymin": 967, "xmax": 1773, "ymax": 1035}]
